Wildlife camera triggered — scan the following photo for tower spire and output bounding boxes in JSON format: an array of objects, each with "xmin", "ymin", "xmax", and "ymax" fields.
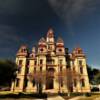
[{"xmin": 47, "ymin": 28, "xmax": 54, "ymax": 38}]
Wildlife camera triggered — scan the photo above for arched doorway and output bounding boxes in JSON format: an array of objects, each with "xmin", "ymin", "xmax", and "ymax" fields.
[{"xmin": 46, "ymin": 68, "xmax": 55, "ymax": 89}]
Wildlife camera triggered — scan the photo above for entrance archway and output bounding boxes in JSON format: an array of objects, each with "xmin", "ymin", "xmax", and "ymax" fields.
[{"xmin": 46, "ymin": 68, "xmax": 55, "ymax": 89}]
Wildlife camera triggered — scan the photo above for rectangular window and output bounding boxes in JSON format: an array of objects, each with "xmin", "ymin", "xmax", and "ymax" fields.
[
  {"xmin": 19, "ymin": 60, "xmax": 23, "ymax": 66},
  {"xmin": 60, "ymin": 66, "xmax": 62, "ymax": 72},
  {"xmin": 61, "ymin": 78, "xmax": 63, "ymax": 87},
  {"xmin": 34, "ymin": 60, "xmax": 37, "ymax": 65},
  {"xmin": 27, "ymin": 60, "xmax": 30, "ymax": 66},
  {"xmin": 79, "ymin": 60, "xmax": 82, "ymax": 65},
  {"xmin": 40, "ymin": 66, "xmax": 42, "ymax": 72},
  {"xmin": 59, "ymin": 60, "xmax": 63, "ymax": 65},
  {"xmin": 81, "ymin": 79, "xmax": 85, "ymax": 87},
  {"xmin": 52, "ymin": 60, "xmax": 55, "ymax": 64},
  {"xmin": 74, "ymin": 79, "xmax": 77, "ymax": 87},
  {"xmin": 40, "ymin": 59, "xmax": 43, "ymax": 64},
  {"xmin": 34, "ymin": 67, "xmax": 36, "ymax": 73},
  {"xmin": 18, "ymin": 66, "xmax": 21, "ymax": 73},
  {"xmin": 80, "ymin": 67, "xmax": 83, "ymax": 74},
  {"xmin": 16, "ymin": 78, "xmax": 20, "ymax": 87}
]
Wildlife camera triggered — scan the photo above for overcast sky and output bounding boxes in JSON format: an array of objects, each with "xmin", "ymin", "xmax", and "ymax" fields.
[{"xmin": 0, "ymin": 0, "xmax": 100, "ymax": 69}]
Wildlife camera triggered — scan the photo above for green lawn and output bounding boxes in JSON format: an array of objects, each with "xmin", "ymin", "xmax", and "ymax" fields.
[
  {"xmin": 77, "ymin": 95, "xmax": 100, "ymax": 100},
  {"xmin": 61, "ymin": 92, "xmax": 100, "ymax": 100}
]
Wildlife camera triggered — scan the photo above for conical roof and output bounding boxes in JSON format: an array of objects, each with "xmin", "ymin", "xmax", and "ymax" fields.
[
  {"xmin": 39, "ymin": 37, "xmax": 46, "ymax": 44},
  {"xmin": 57, "ymin": 37, "xmax": 64, "ymax": 43},
  {"xmin": 47, "ymin": 28, "xmax": 54, "ymax": 37}
]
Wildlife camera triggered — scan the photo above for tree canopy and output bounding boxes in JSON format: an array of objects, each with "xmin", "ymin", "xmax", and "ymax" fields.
[
  {"xmin": 0, "ymin": 60, "xmax": 17, "ymax": 86},
  {"xmin": 87, "ymin": 65, "xmax": 100, "ymax": 85}
]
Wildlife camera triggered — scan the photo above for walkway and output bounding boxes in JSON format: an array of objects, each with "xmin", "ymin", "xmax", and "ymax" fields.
[{"xmin": 47, "ymin": 95, "xmax": 65, "ymax": 100}]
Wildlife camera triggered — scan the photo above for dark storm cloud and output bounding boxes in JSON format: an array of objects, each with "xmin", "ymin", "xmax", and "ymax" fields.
[
  {"xmin": 0, "ymin": 0, "xmax": 58, "ymax": 58},
  {"xmin": 48, "ymin": 0, "xmax": 100, "ymax": 34},
  {"xmin": 0, "ymin": 0, "xmax": 44, "ymax": 15},
  {"xmin": 0, "ymin": 25, "xmax": 22, "ymax": 54}
]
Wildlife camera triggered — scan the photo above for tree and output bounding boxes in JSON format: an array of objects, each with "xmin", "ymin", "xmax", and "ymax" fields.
[
  {"xmin": 56, "ymin": 67, "xmax": 79, "ymax": 95},
  {"xmin": 0, "ymin": 60, "xmax": 17, "ymax": 86},
  {"xmin": 93, "ymin": 72, "xmax": 100, "ymax": 84},
  {"xmin": 87, "ymin": 65, "xmax": 100, "ymax": 85},
  {"xmin": 27, "ymin": 70, "xmax": 46, "ymax": 94}
]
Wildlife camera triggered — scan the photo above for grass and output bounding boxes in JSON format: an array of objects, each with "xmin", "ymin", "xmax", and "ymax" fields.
[
  {"xmin": 60, "ymin": 92, "xmax": 100, "ymax": 100},
  {"xmin": 0, "ymin": 91, "xmax": 100, "ymax": 99},
  {"xmin": 78, "ymin": 95, "xmax": 100, "ymax": 100},
  {"xmin": 0, "ymin": 92, "xmax": 47, "ymax": 99}
]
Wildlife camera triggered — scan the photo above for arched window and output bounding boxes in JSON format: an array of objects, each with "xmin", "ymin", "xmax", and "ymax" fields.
[
  {"xmin": 80, "ymin": 67, "xmax": 83, "ymax": 74},
  {"xmin": 74, "ymin": 79, "xmax": 77, "ymax": 87},
  {"xmin": 40, "ymin": 66, "xmax": 42, "ymax": 72},
  {"xmin": 59, "ymin": 59, "xmax": 63, "ymax": 65},
  {"xmin": 52, "ymin": 59, "xmax": 55, "ymax": 64},
  {"xmin": 79, "ymin": 60, "xmax": 82, "ymax": 65},
  {"xmin": 73, "ymin": 67, "xmax": 75, "ymax": 72},
  {"xmin": 18, "ymin": 60, "xmax": 23, "ymax": 73},
  {"xmin": 16, "ymin": 78, "xmax": 20, "ymax": 87},
  {"xmin": 26, "ymin": 61, "xmax": 29, "ymax": 74},
  {"xmin": 60, "ymin": 66, "xmax": 62, "ymax": 72},
  {"xmin": 40, "ymin": 59, "xmax": 43, "ymax": 64},
  {"xmin": 19, "ymin": 60, "xmax": 23, "ymax": 66},
  {"xmin": 34, "ymin": 67, "xmax": 36, "ymax": 73},
  {"xmin": 81, "ymin": 79, "xmax": 85, "ymax": 87},
  {"xmin": 61, "ymin": 78, "xmax": 63, "ymax": 87},
  {"xmin": 34, "ymin": 60, "xmax": 37, "ymax": 66}
]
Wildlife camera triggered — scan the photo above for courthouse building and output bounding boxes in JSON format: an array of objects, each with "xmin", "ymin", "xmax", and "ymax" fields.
[{"xmin": 11, "ymin": 28, "xmax": 90, "ymax": 93}]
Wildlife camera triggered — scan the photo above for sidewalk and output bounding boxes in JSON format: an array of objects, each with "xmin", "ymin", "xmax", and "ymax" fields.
[
  {"xmin": 47, "ymin": 96, "xmax": 65, "ymax": 100},
  {"xmin": 69, "ymin": 96, "xmax": 84, "ymax": 100}
]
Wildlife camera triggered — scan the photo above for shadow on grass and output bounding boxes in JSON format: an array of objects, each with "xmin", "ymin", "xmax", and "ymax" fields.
[{"xmin": 0, "ymin": 92, "xmax": 47, "ymax": 99}]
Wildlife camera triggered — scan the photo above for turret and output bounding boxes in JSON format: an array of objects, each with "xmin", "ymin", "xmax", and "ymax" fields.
[
  {"xmin": 46, "ymin": 28, "xmax": 55, "ymax": 51},
  {"xmin": 56, "ymin": 37, "xmax": 65, "ymax": 55},
  {"xmin": 38, "ymin": 37, "xmax": 46, "ymax": 54},
  {"xmin": 16, "ymin": 45, "xmax": 29, "ymax": 57},
  {"xmin": 46, "ymin": 28, "xmax": 54, "ymax": 43},
  {"xmin": 30, "ymin": 47, "xmax": 36, "ymax": 58}
]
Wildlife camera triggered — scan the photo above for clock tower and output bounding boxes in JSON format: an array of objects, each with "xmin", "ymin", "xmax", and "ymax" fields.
[{"xmin": 46, "ymin": 28, "xmax": 55, "ymax": 52}]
